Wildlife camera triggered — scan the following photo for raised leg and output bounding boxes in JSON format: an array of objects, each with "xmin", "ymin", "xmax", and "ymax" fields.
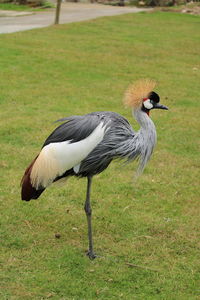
[{"xmin": 84, "ymin": 176, "xmax": 96, "ymax": 260}]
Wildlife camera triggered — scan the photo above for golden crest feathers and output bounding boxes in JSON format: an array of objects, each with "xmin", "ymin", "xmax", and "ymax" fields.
[{"xmin": 124, "ymin": 79, "xmax": 157, "ymax": 109}]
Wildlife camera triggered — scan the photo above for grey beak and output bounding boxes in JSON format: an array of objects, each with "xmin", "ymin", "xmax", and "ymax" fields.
[{"xmin": 154, "ymin": 103, "xmax": 169, "ymax": 110}]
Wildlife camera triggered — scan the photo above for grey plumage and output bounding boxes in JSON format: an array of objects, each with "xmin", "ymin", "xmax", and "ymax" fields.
[
  {"xmin": 21, "ymin": 81, "xmax": 168, "ymax": 259},
  {"xmin": 50, "ymin": 110, "xmax": 156, "ymax": 178}
]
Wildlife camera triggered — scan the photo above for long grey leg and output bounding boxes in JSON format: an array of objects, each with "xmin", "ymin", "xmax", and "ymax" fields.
[{"xmin": 84, "ymin": 176, "xmax": 96, "ymax": 260}]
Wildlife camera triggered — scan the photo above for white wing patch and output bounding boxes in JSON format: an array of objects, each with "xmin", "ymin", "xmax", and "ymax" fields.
[
  {"xmin": 30, "ymin": 122, "xmax": 107, "ymax": 188},
  {"xmin": 73, "ymin": 164, "xmax": 80, "ymax": 174}
]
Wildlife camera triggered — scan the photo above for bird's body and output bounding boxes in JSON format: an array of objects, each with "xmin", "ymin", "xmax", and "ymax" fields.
[
  {"xmin": 21, "ymin": 110, "xmax": 156, "ymax": 201},
  {"xmin": 21, "ymin": 79, "xmax": 168, "ymax": 259}
]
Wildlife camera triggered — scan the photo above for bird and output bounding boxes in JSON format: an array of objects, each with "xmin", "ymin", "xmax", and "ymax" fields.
[{"xmin": 21, "ymin": 79, "xmax": 168, "ymax": 259}]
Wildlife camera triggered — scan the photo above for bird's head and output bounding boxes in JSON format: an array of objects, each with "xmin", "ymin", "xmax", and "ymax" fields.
[
  {"xmin": 124, "ymin": 79, "xmax": 168, "ymax": 115},
  {"xmin": 142, "ymin": 91, "xmax": 168, "ymax": 115}
]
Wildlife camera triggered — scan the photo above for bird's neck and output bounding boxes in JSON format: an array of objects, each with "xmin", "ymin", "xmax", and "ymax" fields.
[
  {"xmin": 133, "ymin": 108, "xmax": 155, "ymax": 131},
  {"xmin": 133, "ymin": 108, "xmax": 157, "ymax": 174}
]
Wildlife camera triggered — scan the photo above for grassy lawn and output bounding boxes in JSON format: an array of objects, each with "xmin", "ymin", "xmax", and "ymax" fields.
[
  {"xmin": 0, "ymin": 11, "xmax": 199, "ymax": 299},
  {"xmin": 0, "ymin": 2, "xmax": 53, "ymax": 11},
  {"xmin": 0, "ymin": 3, "xmax": 34, "ymax": 11}
]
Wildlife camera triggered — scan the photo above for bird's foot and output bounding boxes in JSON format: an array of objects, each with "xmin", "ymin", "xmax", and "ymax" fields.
[{"xmin": 86, "ymin": 250, "xmax": 97, "ymax": 260}]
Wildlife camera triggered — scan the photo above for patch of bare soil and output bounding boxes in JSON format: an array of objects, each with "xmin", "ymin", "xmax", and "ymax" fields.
[
  {"xmin": 181, "ymin": 4, "xmax": 200, "ymax": 15},
  {"xmin": 160, "ymin": 3, "xmax": 200, "ymax": 15}
]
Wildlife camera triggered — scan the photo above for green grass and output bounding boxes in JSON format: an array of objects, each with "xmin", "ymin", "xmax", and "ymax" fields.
[
  {"xmin": 0, "ymin": 3, "xmax": 33, "ymax": 11},
  {"xmin": 0, "ymin": 11, "xmax": 200, "ymax": 299},
  {"xmin": 0, "ymin": 2, "xmax": 53, "ymax": 11}
]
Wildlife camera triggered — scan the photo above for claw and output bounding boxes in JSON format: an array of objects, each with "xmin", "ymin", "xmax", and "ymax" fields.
[{"xmin": 86, "ymin": 251, "xmax": 97, "ymax": 260}]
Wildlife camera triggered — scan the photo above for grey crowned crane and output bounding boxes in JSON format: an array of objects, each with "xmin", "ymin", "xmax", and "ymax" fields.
[{"xmin": 21, "ymin": 79, "xmax": 168, "ymax": 259}]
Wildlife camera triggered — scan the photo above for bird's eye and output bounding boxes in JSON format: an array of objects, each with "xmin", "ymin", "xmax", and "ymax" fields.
[{"xmin": 143, "ymin": 99, "xmax": 153, "ymax": 110}]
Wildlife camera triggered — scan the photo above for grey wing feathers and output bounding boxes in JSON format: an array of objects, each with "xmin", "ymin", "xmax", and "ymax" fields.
[
  {"xmin": 43, "ymin": 111, "xmax": 131, "ymax": 148},
  {"xmin": 42, "ymin": 111, "xmax": 141, "ymax": 177},
  {"xmin": 77, "ymin": 112, "xmax": 139, "ymax": 176},
  {"xmin": 42, "ymin": 114, "xmax": 106, "ymax": 147}
]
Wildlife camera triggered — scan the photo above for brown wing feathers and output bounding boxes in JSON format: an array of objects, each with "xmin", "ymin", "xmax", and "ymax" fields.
[{"xmin": 21, "ymin": 155, "xmax": 45, "ymax": 201}]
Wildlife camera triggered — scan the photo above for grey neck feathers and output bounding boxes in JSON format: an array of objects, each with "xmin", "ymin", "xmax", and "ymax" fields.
[{"xmin": 133, "ymin": 108, "xmax": 157, "ymax": 176}]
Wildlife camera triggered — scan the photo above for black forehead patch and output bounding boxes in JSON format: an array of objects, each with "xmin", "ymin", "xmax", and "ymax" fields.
[{"xmin": 149, "ymin": 91, "xmax": 160, "ymax": 103}]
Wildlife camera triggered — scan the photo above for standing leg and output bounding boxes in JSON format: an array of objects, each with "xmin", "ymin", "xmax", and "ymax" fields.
[{"xmin": 84, "ymin": 176, "xmax": 96, "ymax": 260}]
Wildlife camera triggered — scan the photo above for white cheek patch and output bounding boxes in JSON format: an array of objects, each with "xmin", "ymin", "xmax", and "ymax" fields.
[{"xmin": 143, "ymin": 99, "xmax": 153, "ymax": 110}]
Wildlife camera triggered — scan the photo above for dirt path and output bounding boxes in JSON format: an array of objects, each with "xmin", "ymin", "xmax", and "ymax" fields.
[{"xmin": 0, "ymin": 3, "xmax": 151, "ymax": 34}]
